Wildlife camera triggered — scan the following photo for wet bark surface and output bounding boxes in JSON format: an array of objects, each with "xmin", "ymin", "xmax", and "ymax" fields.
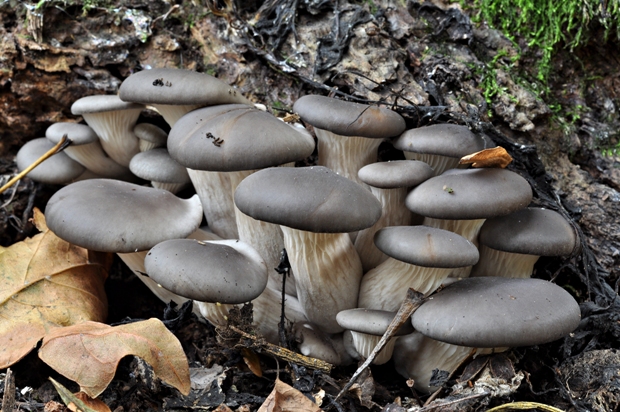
[{"xmin": 1, "ymin": 1, "xmax": 619, "ymax": 411}]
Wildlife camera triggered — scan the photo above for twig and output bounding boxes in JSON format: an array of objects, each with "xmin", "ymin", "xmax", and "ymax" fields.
[
  {"xmin": 228, "ymin": 325, "xmax": 333, "ymax": 373},
  {"xmin": 486, "ymin": 401, "xmax": 566, "ymax": 412},
  {"xmin": 275, "ymin": 249, "xmax": 291, "ymax": 348},
  {"xmin": 332, "ymin": 288, "xmax": 426, "ymax": 403},
  {"xmin": 1, "ymin": 368, "xmax": 15, "ymax": 412},
  {"xmin": 0, "ymin": 135, "xmax": 72, "ymax": 195}
]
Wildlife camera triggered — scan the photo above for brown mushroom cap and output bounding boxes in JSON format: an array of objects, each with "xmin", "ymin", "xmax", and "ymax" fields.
[
  {"xmin": 168, "ymin": 104, "xmax": 315, "ymax": 171},
  {"xmin": 406, "ymin": 168, "xmax": 533, "ymax": 220},
  {"xmin": 118, "ymin": 68, "xmax": 252, "ymax": 106},
  {"xmin": 393, "ymin": 124, "xmax": 491, "ymax": 158},
  {"xmin": 144, "ymin": 239, "xmax": 268, "ymax": 303},
  {"xmin": 293, "ymin": 95, "xmax": 406, "ymax": 138},
  {"xmin": 478, "ymin": 207, "xmax": 578, "ymax": 256},
  {"xmin": 374, "ymin": 226, "xmax": 479, "ymax": 268},
  {"xmin": 45, "ymin": 179, "xmax": 203, "ymax": 253},
  {"xmin": 234, "ymin": 166, "xmax": 382, "ymax": 233},
  {"xmin": 411, "ymin": 277, "xmax": 581, "ymax": 347}
]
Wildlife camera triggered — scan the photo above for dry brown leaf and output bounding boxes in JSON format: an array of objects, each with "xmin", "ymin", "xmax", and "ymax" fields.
[
  {"xmin": 241, "ymin": 347, "xmax": 263, "ymax": 377},
  {"xmin": 258, "ymin": 379, "xmax": 323, "ymax": 412},
  {"xmin": 459, "ymin": 147, "xmax": 513, "ymax": 168},
  {"xmin": 0, "ymin": 208, "xmax": 109, "ymax": 368},
  {"xmin": 70, "ymin": 392, "xmax": 111, "ymax": 412},
  {"xmin": 39, "ymin": 318, "xmax": 191, "ymax": 398}
]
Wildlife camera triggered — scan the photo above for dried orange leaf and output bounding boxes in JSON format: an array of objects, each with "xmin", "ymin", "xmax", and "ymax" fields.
[
  {"xmin": 241, "ymin": 347, "xmax": 263, "ymax": 377},
  {"xmin": 459, "ymin": 147, "xmax": 513, "ymax": 168},
  {"xmin": 39, "ymin": 318, "xmax": 190, "ymax": 398},
  {"xmin": 258, "ymin": 379, "xmax": 323, "ymax": 412},
  {"xmin": 0, "ymin": 208, "xmax": 108, "ymax": 368}
]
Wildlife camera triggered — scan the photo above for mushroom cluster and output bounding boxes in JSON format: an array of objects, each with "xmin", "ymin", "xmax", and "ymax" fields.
[{"xmin": 17, "ymin": 67, "xmax": 581, "ymax": 393}]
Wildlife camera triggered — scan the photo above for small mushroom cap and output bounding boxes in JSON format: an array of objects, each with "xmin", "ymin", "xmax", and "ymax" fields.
[
  {"xmin": 358, "ymin": 160, "xmax": 435, "ymax": 189},
  {"xmin": 45, "ymin": 179, "xmax": 203, "ymax": 253},
  {"xmin": 46, "ymin": 122, "xmax": 99, "ymax": 146},
  {"xmin": 406, "ymin": 168, "xmax": 533, "ymax": 220},
  {"xmin": 129, "ymin": 148, "xmax": 190, "ymax": 184},
  {"xmin": 374, "ymin": 226, "xmax": 479, "ymax": 268},
  {"xmin": 71, "ymin": 94, "xmax": 144, "ymax": 115},
  {"xmin": 16, "ymin": 138, "xmax": 85, "ymax": 184},
  {"xmin": 133, "ymin": 123, "xmax": 168, "ymax": 146},
  {"xmin": 293, "ymin": 95, "xmax": 406, "ymax": 138},
  {"xmin": 336, "ymin": 308, "xmax": 414, "ymax": 336},
  {"xmin": 118, "ymin": 68, "xmax": 252, "ymax": 106},
  {"xmin": 168, "ymin": 104, "xmax": 315, "ymax": 171},
  {"xmin": 144, "ymin": 239, "xmax": 268, "ymax": 303},
  {"xmin": 234, "ymin": 166, "xmax": 382, "ymax": 233},
  {"xmin": 478, "ymin": 207, "xmax": 578, "ymax": 256},
  {"xmin": 393, "ymin": 124, "xmax": 492, "ymax": 157},
  {"xmin": 411, "ymin": 277, "xmax": 581, "ymax": 347}
]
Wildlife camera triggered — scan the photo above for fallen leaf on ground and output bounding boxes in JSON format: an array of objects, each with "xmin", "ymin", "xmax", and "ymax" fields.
[
  {"xmin": 49, "ymin": 377, "xmax": 107, "ymax": 412},
  {"xmin": 39, "ymin": 318, "xmax": 190, "ymax": 398},
  {"xmin": 258, "ymin": 379, "xmax": 323, "ymax": 412},
  {"xmin": 459, "ymin": 147, "xmax": 513, "ymax": 168},
  {"xmin": 0, "ymin": 208, "xmax": 109, "ymax": 368}
]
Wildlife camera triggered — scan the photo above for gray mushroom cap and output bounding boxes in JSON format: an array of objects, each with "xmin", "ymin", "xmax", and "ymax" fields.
[
  {"xmin": 168, "ymin": 104, "xmax": 315, "ymax": 171},
  {"xmin": 45, "ymin": 179, "xmax": 203, "ymax": 253},
  {"xmin": 118, "ymin": 68, "xmax": 252, "ymax": 106},
  {"xmin": 393, "ymin": 124, "xmax": 492, "ymax": 157},
  {"xmin": 358, "ymin": 160, "xmax": 435, "ymax": 189},
  {"xmin": 134, "ymin": 123, "xmax": 168, "ymax": 146},
  {"xmin": 293, "ymin": 95, "xmax": 406, "ymax": 138},
  {"xmin": 411, "ymin": 277, "xmax": 581, "ymax": 347},
  {"xmin": 129, "ymin": 148, "xmax": 190, "ymax": 184},
  {"xmin": 71, "ymin": 94, "xmax": 144, "ymax": 114},
  {"xmin": 336, "ymin": 308, "xmax": 414, "ymax": 336},
  {"xmin": 16, "ymin": 138, "xmax": 85, "ymax": 184},
  {"xmin": 144, "ymin": 239, "xmax": 268, "ymax": 303},
  {"xmin": 406, "ymin": 168, "xmax": 533, "ymax": 220},
  {"xmin": 374, "ymin": 226, "xmax": 479, "ymax": 268},
  {"xmin": 234, "ymin": 166, "xmax": 382, "ymax": 233},
  {"xmin": 46, "ymin": 122, "xmax": 99, "ymax": 146},
  {"xmin": 478, "ymin": 207, "xmax": 578, "ymax": 256}
]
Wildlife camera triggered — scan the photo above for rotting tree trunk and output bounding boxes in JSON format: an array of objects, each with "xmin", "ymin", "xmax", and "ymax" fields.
[{"xmin": 1, "ymin": 1, "xmax": 619, "ymax": 410}]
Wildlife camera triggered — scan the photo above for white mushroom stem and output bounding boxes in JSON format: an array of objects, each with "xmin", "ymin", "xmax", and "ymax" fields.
[
  {"xmin": 147, "ymin": 104, "xmax": 202, "ymax": 127},
  {"xmin": 229, "ymin": 170, "xmax": 296, "ymax": 296},
  {"xmin": 294, "ymin": 322, "xmax": 342, "ymax": 365},
  {"xmin": 151, "ymin": 181, "xmax": 188, "ymax": 194},
  {"xmin": 355, "ymin": 187, "xmax": 411, "ymax": 273},
  {"xmin": 194, "ymin": 301, "xmax": 237, "ymax": 328},
  {"xmin": 61, "ymin": 140, "xmax": 133, "ymax": 180},
  {"xmin": 281, "ymin": 227, "xmax": 363, "ymax": 334},
  {"xmin": 393, "ymin": 332, "xmax": 504, "ymax": 392},
  {"xmin": 470, "ymin": 245, "xmax": 540, "ymax": 278},
  {"xmin": 358, "ymin": 259, "xmax": 452, "ymax": 312},
  {"xmin": 81, "ymin": 109, "xmax": 142, "ymax": 167},
  {"xmin": 139, "ymin": 139, "xmax": 161, "ymax": 152},
  {"xmin": 403, "ymin": 152, "xmax": 463, "ymax": 176},
  {"xmin": 422, "ymin": 216, "xmax": 486, "ymax": 278},
  {"xmin": 186, "ymin": 169, "xmax": 239, "ymax": 239},
  {"xmin": 349, "ymin": 331, "xmax": 398, "ymax": 365},
  {"xmin": 314, "ymin": 128, "xmax": 382, "ymax": 187}
]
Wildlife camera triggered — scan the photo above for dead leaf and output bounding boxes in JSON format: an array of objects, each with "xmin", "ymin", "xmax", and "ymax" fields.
[
  {"xmin": 258, "ymin": 379, "xmax": 323, "ymax": 412},
  {"xmin": 49, "ymin": 377, "xmax": 101, "ymax": 412},
  {"xmin": 241, "ymin": 348, "xmax": 263, "ymax": 377},
  {"xmin": 39, "ymin": 318, "xmax": 191, "ymax": 398},
  {"xmin": 71, "ymin": 392, "xmax": 111, "ymax": 412},
  {"xmin": 0, "ymin": 208, "xmax": 109, "ymax": 368},
  {"xmin": 459, "ymin": 147, "xmax": 513, "ymax": 168}
]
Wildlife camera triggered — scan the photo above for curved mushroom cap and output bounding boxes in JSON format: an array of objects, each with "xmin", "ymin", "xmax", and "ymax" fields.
[
  {"xmin": 118, "ymin": 68, "xmax": 252, "ymax": 106},
  {"xmin": 144, "ymin": 239, "xmax": 268, "ymax": 303},
  {"xmin": 336, "ymin": 308, "xmax": 414, "ymax": 336},
  {"xmin": 234, "ymin": 166, "xmax": 382, "ymax": 233},
  {"xmin": 129, "ymin": 148, "xmax": 190, "ymax": 184},
  {"xmin": 478, "ymin": 207, "xmax": 578, "ymax": 256},
  {"xmin": 393, "ymin": 124, "xmax": 491, "ymax": 157},
  {"xmin": 293, "ymin": 95, "xmax": 406, "ymax": 138},
  {"xmin": 71, "ymin": 94, "xmax": 144, "ymax": 115},
  {"xmin": 406, "ymin": 168, "xmax": 533, "ymax": 220},
  {"xmin": 46, "ymin": 122, "xmax": 99, "ymax": 146},
  {"xmin": 358, "ymin": 160, "xmax": 434, "ymax": 189},
  {"xmin": 16, "ymin": 138, "xmax": 85, "ymax": 184},
  {"xmin": 411, "ymin": 277, "xmax": 581, "ymax": 347},
  {"xmin": 374, "ymin": 226, "xmax": 479, "ymax": 268},
  {"xmin": 45, "ymin": 179, "xmax": 203, "ymax": 253},
  {"xmin": 134, "ymin": 123, "xmax": 168, "ymax": 146},
  {"xmin": 168, "ymin": 104, "xmax": 315, "ymax": 171}
]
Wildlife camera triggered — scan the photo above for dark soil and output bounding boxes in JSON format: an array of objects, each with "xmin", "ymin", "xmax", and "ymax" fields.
[{"xmin": 1, "ymin": 1, "xmax": 619, "ymax": 411}]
